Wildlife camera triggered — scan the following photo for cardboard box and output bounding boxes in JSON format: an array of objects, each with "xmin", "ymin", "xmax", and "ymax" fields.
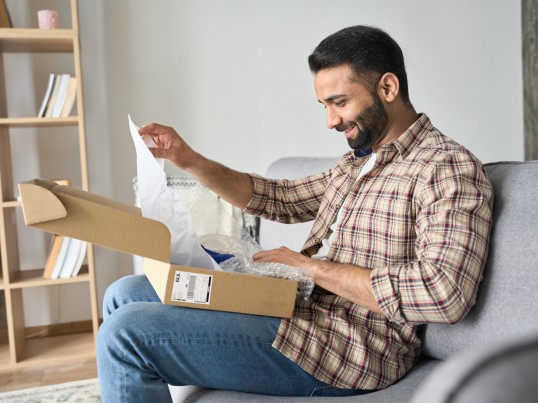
[{"xmin": 18, "ymin": 179, "xmax": 298, "ymax": 318}]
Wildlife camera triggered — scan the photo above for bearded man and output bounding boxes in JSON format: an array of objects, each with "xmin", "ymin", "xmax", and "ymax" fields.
[{"xmin": 97, "ymin": 25, "xmax": 493, "ymax": 402}]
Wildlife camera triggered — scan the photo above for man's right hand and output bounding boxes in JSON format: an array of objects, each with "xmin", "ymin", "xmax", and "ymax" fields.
[{"xmin": 138, "ymin": 122, "xmax": 199, "ymax": 170}]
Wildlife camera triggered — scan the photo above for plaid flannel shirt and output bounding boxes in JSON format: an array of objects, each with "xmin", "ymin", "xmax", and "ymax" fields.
[{"xmin": 245, "ymin": 114, "xmax": 493, "ymax": 390}]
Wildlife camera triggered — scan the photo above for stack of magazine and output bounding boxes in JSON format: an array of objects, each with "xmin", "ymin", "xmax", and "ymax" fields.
[
  {"xmin": 43, "ymin": 235, "xmax": 87, "ymax": 279},
  {"xmin": 40, "ymin": 179, "xmax": 87, "ymax": 279},
  {"xmin": 37, "ymin": 73, "xmax": 77, "ymax": 118}
]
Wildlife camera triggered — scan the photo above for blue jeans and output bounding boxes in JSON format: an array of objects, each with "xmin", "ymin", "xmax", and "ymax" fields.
[{"xmin": 97, "ymin": 275, "xmax": 369, "ymax": 402}]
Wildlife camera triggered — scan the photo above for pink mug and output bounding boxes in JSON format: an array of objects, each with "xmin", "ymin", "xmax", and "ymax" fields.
[{"xmin": 37, "ymin": 10, "xmax": 59, "ymax": 29}]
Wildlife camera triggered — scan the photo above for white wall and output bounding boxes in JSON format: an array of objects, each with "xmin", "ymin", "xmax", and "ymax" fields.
[
  {"xmin": 99, "ymin": 0, "xmax": 524, "ymax": 208},
  {"xmin": 4, "ymin": 0, "xmax": 523, "ymax": 326}
]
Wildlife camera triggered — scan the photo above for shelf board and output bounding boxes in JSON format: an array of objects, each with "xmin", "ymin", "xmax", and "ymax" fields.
[
  {"xmin": 24, "ymin": 332, "xmax": 95, "ymax": 364},
  {"xmin": 6, "ymin": 268, "xmax": 90, "ymax": 289},
  {"xmin": 0, "ymin": 200, "xmax": 21, "ymax": 208},
  {"xmin": 0, "ymin": 332, "xmax": 95, "ymax": 369},
  {"xmin": 0, "ymin": 29, "xmax": 75, "ymax": 53},
  {"xmin": 0, "ymin": 117, "xmax": 79, "ymax": 127}
]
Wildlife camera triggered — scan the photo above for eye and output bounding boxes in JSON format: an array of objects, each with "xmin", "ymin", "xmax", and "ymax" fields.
[{"xmin": 334, "ymin": 99, "xmax": 346, "ymax": 107}]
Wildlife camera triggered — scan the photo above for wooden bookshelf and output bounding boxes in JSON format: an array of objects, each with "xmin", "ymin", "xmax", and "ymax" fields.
[{"xmin": 0, "ymin": 0, "xmax": 99, "ymax": 368}]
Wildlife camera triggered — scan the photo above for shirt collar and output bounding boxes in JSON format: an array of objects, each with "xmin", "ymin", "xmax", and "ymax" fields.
[
  {"xmin": 376, "ymin": 113, "xmax": 433, "ymax": 163},
  {"xmin": 349, "ymin": 114, "xmax": 432, "ymax": 164}
]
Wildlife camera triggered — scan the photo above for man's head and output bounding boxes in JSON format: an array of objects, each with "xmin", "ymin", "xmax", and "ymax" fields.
[
  {"xmin": 309, "ymin": 25, "xmax": 413, "ymax": 152},
  {"xmin": 309, "ymin": 25, "xmax": 410, "ymax": 104}
]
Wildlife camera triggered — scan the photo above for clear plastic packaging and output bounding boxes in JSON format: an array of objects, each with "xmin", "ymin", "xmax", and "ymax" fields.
[{"xmin": 199, "ymin": 233, "xmax": 315, "ymax": 299}]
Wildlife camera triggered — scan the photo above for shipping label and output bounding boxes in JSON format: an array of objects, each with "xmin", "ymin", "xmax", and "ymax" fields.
[{"xmin": 171, "ymin": 271, "xmax": 212, "ymax": 305}]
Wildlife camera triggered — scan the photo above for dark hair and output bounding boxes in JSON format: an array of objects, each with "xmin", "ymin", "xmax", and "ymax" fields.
[{"xmin": 308, "ymin": 25, "xmax": 410, "ymax": 103}]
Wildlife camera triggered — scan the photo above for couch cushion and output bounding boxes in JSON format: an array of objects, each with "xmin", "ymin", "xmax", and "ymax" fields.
[
  {"xmin": 258, "ymin": 157, "xmax": 338, "ymax": 250},
  {"xmin": 422, "ymin": 161, "xmax": 538, "ymax": 359},
  {"xmin": 170, "ymin": 358, "xmax": 440, "ymax": 403}
]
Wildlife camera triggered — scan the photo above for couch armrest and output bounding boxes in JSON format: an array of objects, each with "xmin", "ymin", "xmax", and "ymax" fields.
[{"xmin": 411, "ymin": 334, "xmax": 538, "ymax": 403}]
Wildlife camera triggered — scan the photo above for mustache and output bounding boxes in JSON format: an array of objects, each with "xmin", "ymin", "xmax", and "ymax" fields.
[{"xmin": 336, "ymin": 122, "xmax": 357, "ymax": 132}]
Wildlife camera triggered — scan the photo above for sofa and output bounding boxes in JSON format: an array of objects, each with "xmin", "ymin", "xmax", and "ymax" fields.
[{"xmin": 169, "ymin": 158, "xmax": 538, "ymax": 402}]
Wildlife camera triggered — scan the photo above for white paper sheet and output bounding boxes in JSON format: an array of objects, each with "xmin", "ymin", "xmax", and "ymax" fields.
[{"xmin": 128, "ymin": 115, "xmax": 220, "ymax": 270}]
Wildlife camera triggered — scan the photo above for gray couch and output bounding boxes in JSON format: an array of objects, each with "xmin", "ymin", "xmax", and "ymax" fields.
[{"xmin": 170, "ymin": 158, "xmax": 538, "ymax": 402}]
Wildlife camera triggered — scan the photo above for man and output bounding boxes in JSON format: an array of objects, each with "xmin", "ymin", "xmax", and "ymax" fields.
[{"xmin": 97, "ymin": 25, "xmax": 493, "ymax": 401}]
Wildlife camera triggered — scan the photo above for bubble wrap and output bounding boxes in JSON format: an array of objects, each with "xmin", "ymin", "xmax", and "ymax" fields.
[{"xmin": 199, "ymin": 234, "xmax": 314, "ymax": 299}]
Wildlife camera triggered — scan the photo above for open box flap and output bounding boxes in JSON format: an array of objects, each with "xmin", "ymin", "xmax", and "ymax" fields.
[
  {"xmin": 18, "ymin": 179, "xmax": 171, "ymax": 263},
  {"xmin": 18, "ymin": 179, "xmax": 67, "ymax": 225}
]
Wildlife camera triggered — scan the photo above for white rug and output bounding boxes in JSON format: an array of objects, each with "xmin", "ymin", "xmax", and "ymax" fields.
[{"xmin": 0, "ymin": 378, "xmax": 101, "ymax": 403}]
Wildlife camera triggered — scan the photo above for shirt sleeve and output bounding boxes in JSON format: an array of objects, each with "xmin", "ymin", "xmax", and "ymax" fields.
[
  {"xmin": 244, "ymin": 170, "xmax": 332, "ymax": 224},
  {"xmin": 370, "ymin": 154, "xmax": 494, "ymax": 325}
]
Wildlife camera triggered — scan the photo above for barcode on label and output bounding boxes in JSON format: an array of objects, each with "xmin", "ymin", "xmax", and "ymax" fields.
[
  {"xmin": 186, "ymin": 275, "xmax": 197, "ymax": 301},
  {"xmin": 171, "ymin": 271, "xmax": 212, "ymax": 305}
]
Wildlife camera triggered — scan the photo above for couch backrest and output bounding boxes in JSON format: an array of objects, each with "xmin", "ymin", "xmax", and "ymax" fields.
[
  {"xmin": 259, "ymin": 157, "xmax": 338, "ymax": 251},
  {"xmin": 260, "ymin": 158, "xmax": 538, "ymax": 360}
]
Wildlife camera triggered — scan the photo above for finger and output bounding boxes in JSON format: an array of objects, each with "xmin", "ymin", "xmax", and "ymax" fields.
[
  {"xmin": 138, "ymin": 123, "xmax": 173, "ymax": 138},
  {"xmin": 252, "ymin": 250, "xmax": 271, "ymax": 261},
  {"xmin": 253, "ymin": 249, "xmax": 284, "ymax": 263},
  {"xmin": 138, "ymin": 123, "xmax": 156, "ymax": 135},
  {"xmin": 148, "ymin": 147, "xmax": 172, "ymax": 159}
]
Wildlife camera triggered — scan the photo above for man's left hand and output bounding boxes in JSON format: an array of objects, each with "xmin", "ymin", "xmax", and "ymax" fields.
[{"xmin": 252, "ymin": 246, "xmax": 312, "ymax": 270}]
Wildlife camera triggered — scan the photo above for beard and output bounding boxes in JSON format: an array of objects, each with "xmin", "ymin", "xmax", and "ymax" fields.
[{"xmin": 337, "ymin": 92, "xmax": 389, "ymax": 151}]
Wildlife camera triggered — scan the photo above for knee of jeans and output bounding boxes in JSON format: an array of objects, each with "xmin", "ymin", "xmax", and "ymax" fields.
[
  {"xmin": 97, "ymin": 308, "xmax": 130, "ymax": 368},
  {"xmin": 98, "ymin": 302, "xmax": 145, "ymax": 356},
  {"xmin": 102, "ymin": 275, "xmax": 140, "ymax": 319},
  {"xmin": 96, "ymin": 314, "xmax": 116, "ymax": 359}
]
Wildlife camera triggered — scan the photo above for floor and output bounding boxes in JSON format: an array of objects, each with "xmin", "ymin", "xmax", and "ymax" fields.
[{"xmin": 0, "ymin": 357, "xmax": 97, "ymax": 393}]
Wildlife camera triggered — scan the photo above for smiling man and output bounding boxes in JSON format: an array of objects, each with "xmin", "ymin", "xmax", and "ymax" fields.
[{"xmin": 97, "ymin": 25, "xmax": 494, "ymax": 402}]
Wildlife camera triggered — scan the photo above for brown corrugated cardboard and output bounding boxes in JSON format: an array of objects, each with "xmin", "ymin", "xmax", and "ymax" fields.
[{"xmin": 18, "ymin": 179, "xmax": 297, "ymax": 318}]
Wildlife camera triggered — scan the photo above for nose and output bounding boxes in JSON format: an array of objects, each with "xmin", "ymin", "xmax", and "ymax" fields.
[{"xmin": 326, "ymin": 107, "xmax": 342, "ymax": 129}]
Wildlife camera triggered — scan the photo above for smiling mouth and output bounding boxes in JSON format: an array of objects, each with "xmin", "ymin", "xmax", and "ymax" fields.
[{"xmin": 343, "ymin": 124, "xmax": 358, "ymax": 138}]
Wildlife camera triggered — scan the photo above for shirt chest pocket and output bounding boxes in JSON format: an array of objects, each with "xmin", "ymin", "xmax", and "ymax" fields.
[{"xmin": 334, "ymin": 179, "xmax": 417, "ymax": 265}]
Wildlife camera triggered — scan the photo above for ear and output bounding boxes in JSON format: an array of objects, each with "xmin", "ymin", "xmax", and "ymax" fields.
[{"xmin": 377, "ymin": 73, "xmax": 399, "ymax": 102}]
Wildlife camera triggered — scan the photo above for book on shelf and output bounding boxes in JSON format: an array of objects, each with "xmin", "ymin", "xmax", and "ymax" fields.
[
  {"xmin": 58, "ymin": 238, "xmax": 80, "ymax": 278},
  {"xmin": 59, "ymin": 238, "xmax": 89, "ymax": 278},
  {"xmin": 70, "ymin": 240, "xmax": 88, "ymax": 277},
  {"xmin": 60, "ymin": 76, "xmax": 77, "ymax": 117},
  {"xmin": 37, "ymin": 74, "xmax": 56, "ymax": 118},
  {"xmin": 49, "ymin": 236, "xmax": 71, "ymax": 279},
  {"xmin": 43, "ymin": 75, "xmax": 61, "ymax": 118},
  {"xmin": 44, "ymin": 236, "xmax": 87, "ymax": 279},
  {"xmin": 37, "ymin": 74, "xmax": 77, "ymax": 118},
  {"xmin": 43, "ymin": 234, "xmax": 64, "ymax": 279},
  {"xmin": 51, "ymin": 74, "xmax": 70, "ymax": 118}
]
